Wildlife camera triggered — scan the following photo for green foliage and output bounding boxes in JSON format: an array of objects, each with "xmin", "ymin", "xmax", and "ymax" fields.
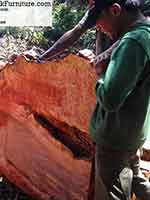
[
  {"xmin": 31, "ymin": 31, "xmax": 48, "ymax": 46},
  {"xmin": 79, "ymin": 30, "xmax": 96, "ymax": 49},
  {"xmin": 53, "ymin": 3, "xmax": 85, "ymax": 34}
]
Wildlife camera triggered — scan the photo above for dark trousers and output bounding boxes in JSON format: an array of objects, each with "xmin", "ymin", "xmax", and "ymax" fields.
[{"xmin": 94, "ymin": 145, "xmax": 150, "ymax": 200}]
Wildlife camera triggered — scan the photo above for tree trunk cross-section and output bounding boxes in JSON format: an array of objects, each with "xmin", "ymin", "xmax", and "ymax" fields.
[{"xmin": 0, "ymin": 55, "xmax": 97, "ymax": 200}]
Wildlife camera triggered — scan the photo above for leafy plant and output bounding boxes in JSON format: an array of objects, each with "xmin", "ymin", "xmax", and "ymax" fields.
[{"xmin": 32, "ymin": 31, "xmax": 48, "ymax": 46}]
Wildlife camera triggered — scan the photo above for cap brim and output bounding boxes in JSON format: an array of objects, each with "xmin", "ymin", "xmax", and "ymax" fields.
[{"xmin": 88, "ymin": 6, "xmax": 102, "ymax": 26}]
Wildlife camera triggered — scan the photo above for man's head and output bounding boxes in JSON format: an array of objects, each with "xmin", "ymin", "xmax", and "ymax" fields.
[{"xmin": 92, "ymin": 0, "xmax": 143, "ymax": 39}]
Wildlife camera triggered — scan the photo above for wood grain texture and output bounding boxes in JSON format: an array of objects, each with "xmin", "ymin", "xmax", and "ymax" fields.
[{"xmin": 0, "ymin": 55, "xmax": 96, "ymax": 199}]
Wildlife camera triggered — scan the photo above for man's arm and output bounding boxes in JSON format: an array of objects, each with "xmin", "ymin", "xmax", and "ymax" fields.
[
  {"xmin": 39, "ymin": 24, "xmax": 87, "ymax": 60},
  {"xmin": 39, "ymin": 7, "xmax": 97, "ymax": 60},
  {"xmin": 96, "ymin": 38, "xmax": 148, "ymax": 111}
]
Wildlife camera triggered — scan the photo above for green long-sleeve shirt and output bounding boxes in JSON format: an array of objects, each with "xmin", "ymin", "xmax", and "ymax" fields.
[{"xmin": 90, "ymin": 22, "xmax": 150, "ymax": 152}]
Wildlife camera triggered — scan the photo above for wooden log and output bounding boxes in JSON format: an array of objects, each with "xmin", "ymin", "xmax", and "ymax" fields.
[{"xmin": 0, "ymin": 55, "xmax": 96, "ymax": 199}]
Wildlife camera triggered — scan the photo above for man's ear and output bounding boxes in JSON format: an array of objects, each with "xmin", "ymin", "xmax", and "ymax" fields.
[{"xmin": 110, "ymin": 3, "xmax": 122, "ymax": 17}]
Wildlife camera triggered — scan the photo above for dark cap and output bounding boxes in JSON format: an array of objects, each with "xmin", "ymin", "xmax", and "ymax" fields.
[
  {"xmin": 80, "ymin": 0, "xmax": 141, "ymax": 30},
  {"xmin": 81, "ymin": 1, "xmax": 120, "ymax": 29},
  {"xmin": 78, "ymin": 1, "xmax": 117, "ymax": 29},
  {"xmin": 87, "ymin": 0, "xmax": 126, "ymax": 28},
  {"xmin": 86, "ymin": 0, "xmax": 141, "ymax": 28},
  {"xmin": 94, "ymin": 0, "xmax": 141, "ymax": 13},
  {"xmin": 94, "ymin": 0, "xmax": 126, "ymax": 13}
]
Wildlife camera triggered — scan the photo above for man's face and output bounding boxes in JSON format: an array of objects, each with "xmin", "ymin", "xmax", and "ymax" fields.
[
  {"xmin": 96, "ymin": 9, "xmax": 113, "ymax": 38},
  {"xmin": 96, "ymin": 3, "xmax": 122, "ymax": 39}
]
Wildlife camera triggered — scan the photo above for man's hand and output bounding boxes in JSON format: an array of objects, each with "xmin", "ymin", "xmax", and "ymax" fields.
[
  {"xmin": 23, "ymin": 47, "xmax": 45, "ymax": 63},
  {"xmin": 78, "ymin": 49, "xmax": 97, "ymax": 70},
  {"xmin": 8, "ymin": 53, "xmax": 18, "ymax": 64},
  {"xmin": 8, "ymin": 47, "xmax": 46, "ymax": 64},
  {"xmin": 23, "ymin": 50, "xmax": 38, "ymax": 61},
  {"xmin": 78, "ymin": 49, "xmax": 107, "ymax": 76},
  {"xmin": 78, "ymin": 49, "xmax": 96, "ymax": 61}
]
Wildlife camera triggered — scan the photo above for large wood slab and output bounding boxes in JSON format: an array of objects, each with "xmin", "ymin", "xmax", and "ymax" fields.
[{"xmin": 0, "ymin": 55, "xmax": 96, "ymax": 199}]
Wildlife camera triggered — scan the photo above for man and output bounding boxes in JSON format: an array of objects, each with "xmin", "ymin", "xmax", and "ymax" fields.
[{"xmin": 90, "ymin": 0, "xmax": 150, "ymax": 200}]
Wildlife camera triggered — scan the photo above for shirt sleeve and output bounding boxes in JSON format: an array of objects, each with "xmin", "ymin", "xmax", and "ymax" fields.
[{"xmin": 96, "ymin": 38, "xmax": 148, "ymax": 112}]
